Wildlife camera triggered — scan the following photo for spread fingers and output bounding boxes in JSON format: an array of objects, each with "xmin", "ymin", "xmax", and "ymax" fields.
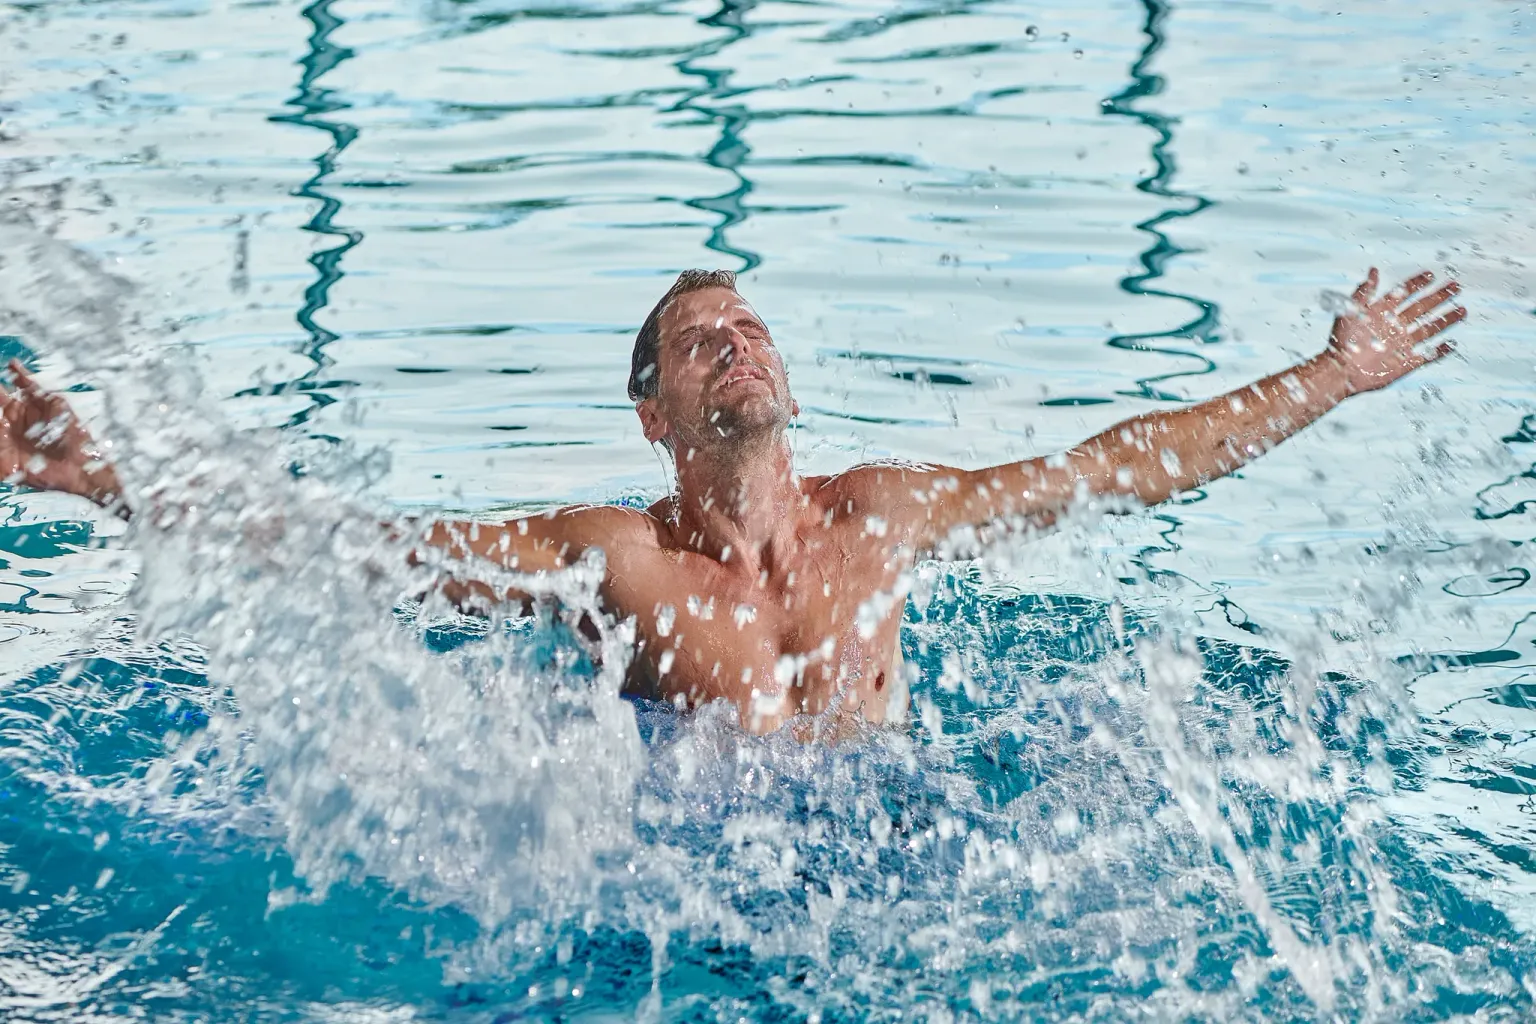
[
  {"xmin": 1381, "ymin": 271, "xmax": 1435, "ymax": 309},
  {"xmin": 1407, "ymin": 305, "xmax": 1467, "ymax": 343},
  {"xmin": 1399, "ymin": 280, "xmax": 1460, "ymax": 322}
]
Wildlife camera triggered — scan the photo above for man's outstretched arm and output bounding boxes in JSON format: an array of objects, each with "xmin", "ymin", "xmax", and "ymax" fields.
[
  {"xmin": 892, "ymin": 269, "xmax": 1466, "ymax": 553},
  {"xmin": 410, "ymin": 505, "xmax": 638, "ymax": 613},
  {"xmin": 0, "ymin": 360, "xmax": 621, "ymax": 613}
]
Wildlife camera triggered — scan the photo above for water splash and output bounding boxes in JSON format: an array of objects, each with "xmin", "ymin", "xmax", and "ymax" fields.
[
  {"xmin": 1, "ymin": 201, "xmax": 1532, "ymax": 1020},
  {"xmin": 0, "ymin": 205, "xmax": 645, "ymax": 929}
]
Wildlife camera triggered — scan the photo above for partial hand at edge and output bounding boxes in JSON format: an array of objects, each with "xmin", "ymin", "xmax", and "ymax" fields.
[{"xmin": 0, "ymin": 359, "xmax": 126, "ymax": 514}]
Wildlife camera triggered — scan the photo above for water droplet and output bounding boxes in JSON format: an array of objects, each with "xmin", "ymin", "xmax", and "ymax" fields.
[
  {"xmin": 1319, "ymin": 289, "xmax": 1360, "ymax": 317},
  {"xmin": 776, "ymin": 77, "xmax": 789, "ymax": 90},
  {"xmin": 1073, "ymin": 49, "xmax": 1083, "ymax": 59},
  {"xmin": 1025, "ymin": 25, "xmax": 1038, "ymax": 39}
]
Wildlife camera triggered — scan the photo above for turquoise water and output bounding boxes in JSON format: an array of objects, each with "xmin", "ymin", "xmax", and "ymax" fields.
[{"xmin": 2, "ymin": 0, "xmax": 1536, "ymax": 1019}]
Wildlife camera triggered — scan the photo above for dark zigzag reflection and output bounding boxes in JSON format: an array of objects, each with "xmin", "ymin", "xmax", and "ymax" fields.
[
  {"xmin": 673, "ymin": 0, "xmax": 763, "ymax": 274},
  {"xmin": 669, "ymin": 0, "xmax": 1010, "ymax": 273},
  {"xmin": 258, "ymin": 0, "xmax": 363, "ymax": 432},
  {"xmin": 1098, "ymin": 0, "xmax": 1253, "ymax": 628},
  {"xmin": 1100, "ymin": 0, "xmax": 1219, "ymax": 403}
]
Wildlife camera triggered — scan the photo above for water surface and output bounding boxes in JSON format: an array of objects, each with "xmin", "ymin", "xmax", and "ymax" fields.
[{"xmin": 1, "ymin": 0, "xmax": 1535, "ymax": 1019}]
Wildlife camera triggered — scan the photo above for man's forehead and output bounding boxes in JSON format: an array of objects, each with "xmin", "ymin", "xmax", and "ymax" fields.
[{"xmin": 667, "ymin": 288, "xmax": 761, "ymax": 327}]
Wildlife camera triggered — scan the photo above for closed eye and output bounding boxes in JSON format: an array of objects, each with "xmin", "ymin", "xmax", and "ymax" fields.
[{"xmin": 737, "ymin": 319, "xmax": 771, "ymax": 342}]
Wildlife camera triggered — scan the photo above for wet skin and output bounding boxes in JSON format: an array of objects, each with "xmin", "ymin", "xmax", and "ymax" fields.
[
  {"xmin": 417, "ymin": 270, "xmax": 1466, "ymax": 733},
  {"xmin": 425, "ymin": 289, "xmax": 926, "ymax": 733},
  {"xmin": 1, "ymin": 270, "xmax": 1467, "ymax": 736}
]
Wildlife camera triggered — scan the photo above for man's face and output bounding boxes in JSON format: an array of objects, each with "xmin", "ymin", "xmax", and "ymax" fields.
[{"xmin": 645, "ymin": 286, "xmax": 796, "ymax": 449}]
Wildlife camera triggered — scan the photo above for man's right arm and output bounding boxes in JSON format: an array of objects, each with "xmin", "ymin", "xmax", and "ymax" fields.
[
  {"xmin": 409, "ymin": 505, "xmax": 635, "ymax": 614},
  {"xmin": 0, "ymin": 360, "xmax": 626, "ymax": 615}
]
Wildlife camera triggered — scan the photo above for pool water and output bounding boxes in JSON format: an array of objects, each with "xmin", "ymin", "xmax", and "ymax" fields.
[{"xmin": 1, "ymin": 0, "xmax": 1535, "ymax": 1019}]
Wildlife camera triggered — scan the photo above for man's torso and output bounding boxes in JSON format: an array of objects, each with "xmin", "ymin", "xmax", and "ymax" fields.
[{"xmin": 593, "ymin": 476, "xmax": 911, "ymax": 732}]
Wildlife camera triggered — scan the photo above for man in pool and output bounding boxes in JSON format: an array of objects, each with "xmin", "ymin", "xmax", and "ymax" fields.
[{"xmin": 0, "ymin": 269, "xmax": 1464, "ymax": 734}]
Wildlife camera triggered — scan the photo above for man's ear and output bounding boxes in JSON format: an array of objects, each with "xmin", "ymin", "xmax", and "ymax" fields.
[{"xmin": 637, "ymin": 399, "xmax": 668, "ymax": 444}]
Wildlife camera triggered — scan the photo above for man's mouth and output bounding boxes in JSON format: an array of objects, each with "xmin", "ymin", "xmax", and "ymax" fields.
[{"xmin": 716, "ymin": 364, "xmax": 771, "ymax": 390}]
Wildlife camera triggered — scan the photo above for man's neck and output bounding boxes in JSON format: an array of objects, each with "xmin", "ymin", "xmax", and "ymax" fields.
[{"xmin": 671, "ymin": 435, "xmax": 801, "ymax": 569}]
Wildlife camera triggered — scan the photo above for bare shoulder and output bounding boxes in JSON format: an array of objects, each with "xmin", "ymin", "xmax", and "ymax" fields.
[
  {"xmin": 815, "ymin": 459, "xmax": 958, "ymax": 507},
  {"xmin": 546, "ymin": 502, "xmax": 667, "ymax": 549},
  {"xmin": 472, "ymin": 502, "xmax": 667, "ymax": 570}
]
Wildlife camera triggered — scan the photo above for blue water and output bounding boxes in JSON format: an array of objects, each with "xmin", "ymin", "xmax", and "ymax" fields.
[
  {"xmin": 2, "ymin": 0, "xmax": 1536, "ymax": 1019},
  {"xmin": 9, "ymin": 579, "xmax": 1531, "ymax": 1021}
]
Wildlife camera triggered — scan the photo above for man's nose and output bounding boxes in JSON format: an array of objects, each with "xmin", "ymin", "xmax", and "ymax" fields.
[{"xmin": 715, "ymin": 326, "xmax": 753, "ymax": 363}]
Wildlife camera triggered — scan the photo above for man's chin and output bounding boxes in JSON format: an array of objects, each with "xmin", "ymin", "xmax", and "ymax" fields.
[{"xmin": 705, "ymin": 400, "xmax": 791, "ymax": 442}]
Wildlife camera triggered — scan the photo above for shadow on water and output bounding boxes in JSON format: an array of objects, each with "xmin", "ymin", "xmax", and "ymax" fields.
[{"xmin": 255, "ymin": 0, "xmax": 363, "ymax": 431}]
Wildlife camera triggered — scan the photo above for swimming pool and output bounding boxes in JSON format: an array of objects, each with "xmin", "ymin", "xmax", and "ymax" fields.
[{"xmin": 1, "ymin": 0, "xmax": 1535, "ymax": 1018}]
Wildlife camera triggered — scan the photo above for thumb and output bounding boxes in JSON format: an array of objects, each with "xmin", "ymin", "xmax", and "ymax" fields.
[
  {"xmin": 1352, "ymin": 268, "xmax": 1379, "ymax": 305},
  {"xmin": 7, "ymin": 359, "xmax": 37, "ymax": 391}
]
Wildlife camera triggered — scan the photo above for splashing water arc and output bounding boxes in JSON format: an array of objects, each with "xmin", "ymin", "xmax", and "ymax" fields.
[
  {"xmin": 0, "ymin": 207, "xmax": 1526, "ymax": 1017},
  {"xmin": 0, "ymin": 208, "xmax": 648, "ymax": 918},
  {"xmin": 2, "ymin": 0, "xmax": 1536, "ymax": 1020}
]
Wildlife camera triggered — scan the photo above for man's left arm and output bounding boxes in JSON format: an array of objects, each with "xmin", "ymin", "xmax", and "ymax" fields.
[{"xmin": 884, "ymin": 269, "xmax": 1466, "ymax": 553}]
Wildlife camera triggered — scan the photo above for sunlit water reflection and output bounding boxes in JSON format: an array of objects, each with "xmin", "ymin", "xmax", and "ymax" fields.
[{"xmin": 1, "ymin": 0, "xmax": 1534, "ymax": 1019}]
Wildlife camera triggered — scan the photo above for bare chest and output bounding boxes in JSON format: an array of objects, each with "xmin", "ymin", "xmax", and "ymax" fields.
[{"xmin": 605, "ymin": 528, "xmax": 911, "ymax": 730}]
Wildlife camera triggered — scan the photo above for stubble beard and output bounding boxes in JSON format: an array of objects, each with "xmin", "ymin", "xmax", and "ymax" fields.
[{"xmin": 695, "ymin": 391, "xmax": 791, "ymax": 460}]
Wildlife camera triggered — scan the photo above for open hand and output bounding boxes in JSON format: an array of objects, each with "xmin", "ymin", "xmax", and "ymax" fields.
[
  {"xmin": 1327, "ymin": 269, "xmax": 1466, "ymax": 395},
  {"xmin": 0, "ymin": 359, "xmax": 122, "ymax": 507}
]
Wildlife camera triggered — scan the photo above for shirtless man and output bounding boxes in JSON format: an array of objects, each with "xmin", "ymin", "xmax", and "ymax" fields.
[{"xmin": 0, "ymin": 268, "xmax": 1464, "ymax": 733}]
